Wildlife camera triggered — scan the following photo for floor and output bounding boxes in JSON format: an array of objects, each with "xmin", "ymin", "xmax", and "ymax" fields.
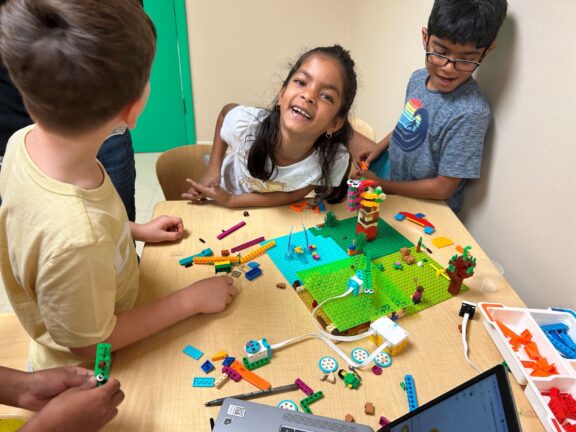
[{"xmin": 0, "ymin": 152, "xmax": 163, "ymax": 313}]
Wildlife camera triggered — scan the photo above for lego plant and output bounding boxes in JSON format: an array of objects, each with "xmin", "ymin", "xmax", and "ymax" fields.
[
  {"xmin": 324, "ymin": 211, "xmax": 338, "ymax": 228},
  {"xmin": 355, "ymin": 232, "xmax": 367, "ymax": 253},
  {"xmin": 446, "ymin": 245, "xmax": 476, "ymax": 295}
]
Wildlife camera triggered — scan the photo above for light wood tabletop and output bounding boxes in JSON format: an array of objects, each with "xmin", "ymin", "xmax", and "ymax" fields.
[{"xmin": 99, "ymin": 195, "xmax": 543, "ymax": 431}]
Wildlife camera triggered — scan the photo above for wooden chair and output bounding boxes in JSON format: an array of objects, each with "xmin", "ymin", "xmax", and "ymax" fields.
[
  {"xmin": 155, "ymin": 144, "xmax": 212, "ymax": 200},
  {"xmin": 349, "ymin": 116, "xmax": 376, "ymax": 141}
]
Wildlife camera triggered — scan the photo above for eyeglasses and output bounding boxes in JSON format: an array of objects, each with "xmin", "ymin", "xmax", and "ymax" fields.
[{"xmin": 425, "ymin": 52, "xmax": 481, "ymax": 72}]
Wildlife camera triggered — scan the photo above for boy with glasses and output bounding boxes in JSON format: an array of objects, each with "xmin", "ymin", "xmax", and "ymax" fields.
[{"xmin": 351, "ymin": 0, "xmax": 508, "ymax": 214}]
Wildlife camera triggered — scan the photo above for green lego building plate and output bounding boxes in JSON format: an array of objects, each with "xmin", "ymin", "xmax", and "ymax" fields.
[
  {"xmin": 297, "ymin": 247, "xmax": 469, "ymax": 332},
  {"xmin": 309, "ymin": 216, "xmax": 413, "ymax": 259}
]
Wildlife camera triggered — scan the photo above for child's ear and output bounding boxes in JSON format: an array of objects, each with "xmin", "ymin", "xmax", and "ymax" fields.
[
  {"xmin": 120, "ymin": 83, "xmax": 151, "ymax": 129},
  {"xmin": 483, "ymin": 43, "xmax": 497, "ymax": 58},
  {"xmin": 327, "ymin": 116, "xmax": 346, "ymax": 136},
  {"xmin": 421, "ymin": 27, "xmax": 428, "ymax": 49}
]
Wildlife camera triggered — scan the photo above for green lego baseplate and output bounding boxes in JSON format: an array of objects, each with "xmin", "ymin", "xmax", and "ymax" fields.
[{"xmin": 295, "ymin": 218, "xmax": 469, "ymax": 333}]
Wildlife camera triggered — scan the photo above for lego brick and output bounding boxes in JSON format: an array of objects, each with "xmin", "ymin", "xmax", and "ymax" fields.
[
  {"xmin": 365, "ymin": 402, "xmax": 375, "ymax": 415},
  {"xmin": 211, "ymin": 351, "xmax": 228, "ymax": 361},
  {"xmin": 222, "ymin": 356, "xmax": 235, "ymax": 367},
  {"xmin": 183, "ymin": 344, "xmax": 203, "ymax": 360},
  {"xmin": 244, "ymin": 267, "xmax": 262, "ymax": 281},
  {"xmin": 231, "ymin": 236, "xmax": 266, "ymax": 253},
  {"xmin": 94, "ymin": 343, "xmax": 111, "ymax": 386},
  {"xmin": 295, "ymin": 378, "xmax": 313, "ymax": 396},
  {"xmin": 344, "ymin": 414, "xmax": 355, "ymax": 423},
  {"xmin": 242, "ymin": 356, "xmax": 270, "ymax": 371},
  {"xmin": 201, "ymin": 360, "xmax": 215, "ymax": 374},
  {"xmin": 222, "ymin": 365, "xmax": 242, "ymax": 382},
  {"xmin": 179, "ymin": 248, "xmax": 213, "ymax": 266},
  {"xmin": 214, "ymin": 373, "xmax": 229, "ymax": 389},
  {"xmin": 405, "ymin": 375, "xmax": 418, "ymax": 411},
  {"xmin": 239, "ymin": 241, "xmax": 276, "ymax": 263},
  {"xmin": 217, "ymin": 221, "xmax": 246, "ymax": 240},
  {"xmin": 230, "ymin": 360, "xmax": 271, "ymax": 390},
  {"xmin": 192, "ymin": 377, "xmax": 215, "ymax": 387}
]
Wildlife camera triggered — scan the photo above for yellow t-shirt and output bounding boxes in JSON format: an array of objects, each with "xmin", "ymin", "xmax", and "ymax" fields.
[{"xmin": 0, "ymin": 125, "xmax": 139, "ymax": 370}]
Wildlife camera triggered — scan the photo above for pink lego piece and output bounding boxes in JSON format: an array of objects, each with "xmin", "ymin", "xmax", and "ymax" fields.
[
  {"xmin": 217, "ymin": 221, "xmax": 246, "ymax": 240},
  {"xmin": 222, "ymin": 365, "xmax": 242, "ymax": 382},
  {"xmin": 295, "ymin": 378, "xmax": 313, "ymax": 396},
  {"xmin": 231, "ymin": 236, "xmax": 265, "ymax": 253}
]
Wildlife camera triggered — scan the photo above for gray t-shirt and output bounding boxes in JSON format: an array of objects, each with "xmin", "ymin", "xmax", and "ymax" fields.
[{"xmin": 388, "ymin": 68, "xmax": 491, "ymax": 213}]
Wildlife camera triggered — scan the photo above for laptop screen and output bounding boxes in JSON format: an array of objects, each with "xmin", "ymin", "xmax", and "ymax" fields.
[{"xmin": 380, "ymin": 365, "xmax": 521, "ymax": 432}]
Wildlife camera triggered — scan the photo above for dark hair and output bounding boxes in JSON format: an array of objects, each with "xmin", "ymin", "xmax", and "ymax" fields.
[
  {"xmin": 0, "ymin": 0, "xmax": 156, "ymax": 135},
  {"xmin": 427, "ymin": 0, "xmax": 508, "ymax": 49},
  {"xmin": 247, "ymin": 45, "xmax": 357, "ymax": 203}
]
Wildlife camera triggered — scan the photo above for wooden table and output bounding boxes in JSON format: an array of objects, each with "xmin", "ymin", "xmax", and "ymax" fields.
[{"xmin": 102, "ymin": 196, "xmax": 542, "ymax": 431}]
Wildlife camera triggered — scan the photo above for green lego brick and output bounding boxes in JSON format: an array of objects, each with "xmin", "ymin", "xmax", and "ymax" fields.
[
  {"xmin": 299, "ymin": 391, "xmax": 324, "ymax": 414},
  {"xmin": 242, "ymin": 356, "xmax": 270, "ymax": 371},
  {"xmin": 94, "ymin": 343, "xmax": 112, "ymax": 386}
]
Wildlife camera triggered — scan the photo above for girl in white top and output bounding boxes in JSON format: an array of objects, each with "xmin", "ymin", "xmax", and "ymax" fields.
[{"xmin": 183, "ymin": 45, "xmax": 357, "ymax": 208}]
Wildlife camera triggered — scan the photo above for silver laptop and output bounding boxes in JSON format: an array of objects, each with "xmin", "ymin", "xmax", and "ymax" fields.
[
  {"xmin": 213, "ymin": 398, "xmax": 374, "ymax": 432},
  {"xmin": 213, "ymin": 365, "xmax": 520, "ymax": 432}
]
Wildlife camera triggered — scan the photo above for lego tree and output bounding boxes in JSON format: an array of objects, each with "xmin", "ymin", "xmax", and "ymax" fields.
[
  {"xmin": 446, "ymin": 246, "xmax": 476, "ymax": 295},
  {"xmin": 355, "ymin": 232, "xmax": 367, "ymax": 253},
  {"xmin": 324, "ymin": 211, "xmax": 338, "ymax": 228}
]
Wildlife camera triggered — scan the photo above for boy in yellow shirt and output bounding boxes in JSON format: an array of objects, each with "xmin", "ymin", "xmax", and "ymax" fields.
[{"xmin": 0, "ymin": 0, "xmax": 237, "ymax": 371}]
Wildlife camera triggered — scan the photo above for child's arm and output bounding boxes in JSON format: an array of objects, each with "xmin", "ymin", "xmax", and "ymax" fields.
[
  {"xmin": 356, "ymin": 169, "xmax": 460, "ymax": 201},
  {"xmin": 349, "ymin": 130, "xmax": 392, "ymax": 168},
  {"xmin": 184, "ymin": 180, "xmax": 315, "ymax": 208},
  {"xmin": 0, "ymin": 366, "xmax": 123, "ymax": 432},
  {"xmin": 130, "ymin": 216, "xmax": 184, "ymax": 243},
  {"xmin": 68, "ymin": 276, "xmax": 238, "ymax": 359},
  {"xmin": 183, "ymin": 103, "xmax": 238, "ymax": 202}
]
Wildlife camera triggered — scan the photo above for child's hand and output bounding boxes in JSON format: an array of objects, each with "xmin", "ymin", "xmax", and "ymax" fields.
[
  {"xmin": 18, "ymin": 366, "xmax": 93, "ymax": 411},
  {"xmin": 183, "ymin": 179, "xmax": 232, "ymax": 207},
  {"xmin": 186, "ymin": 276, "xmax": 238, "ymax": 314},
  {"xmin": 351, "ymin": 167, "xmax": 380, "ymax": 183},
  {"xmin": 182, "ymin": 171, "xmax": 221, "ymax": 203},
  {"xmin": 24, "ymin": 377, "xmax": 124, "ymax": 432},
  {"xmin": 137, "ymin": 216, "xmax": 184, "ymax": 243}
]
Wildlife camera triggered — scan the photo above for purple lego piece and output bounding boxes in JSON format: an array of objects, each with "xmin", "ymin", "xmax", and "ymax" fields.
[
  {"xmin": 372, "ymin": 365, "xmax": 383, "ymax": 375},
  {"xmin": 295, "ymin": 378, "xmax": 313, "ymax": 396},
  {"xmin": 379, "ymin": 416, "xmax": 391, "ymax": 427},
  {"xmin": 222, "ymin": 365, "xmax": 242, "ymax": 382}
]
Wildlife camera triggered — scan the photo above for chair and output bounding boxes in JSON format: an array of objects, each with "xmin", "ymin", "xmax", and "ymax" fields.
[
  {"xmin": 156, "ymin": 144, "xmax": 212, "ymax": 200},
  {"xmin": 349, "ymin": 116, "xmax": 376, "ymax": 141}
]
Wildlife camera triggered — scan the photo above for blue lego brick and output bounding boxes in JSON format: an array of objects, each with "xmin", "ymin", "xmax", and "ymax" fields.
[
  {"xmin": 266, "ymin": 228, "xmax": 348, "ymax": 285},
  {"xmin": 201, "ymin": 360, "xmax": 215, "ymax": 374},
  {"xmin": 193, "ymin": 377, "xmax": 215, "ymax": 387},
  {"xmin": 245, "ymin": 340, "xmax": 260, "ymax": 354},
  {"xmin": 405, "ymin": 375, "xmax": 418, "ymax": 411},
  {"xmin": 245, "ymin": 267, "xmax": 262, "ymax": 281},
  {"xmin": 222, "ymin": 356, "xmax": 235, "ymax": 366},
  {"xmin": 183, "ymin": 344, "xmax": 204, "ymax": 360},
  {"xmin": 247, "ymin": 261, "xmax": 260, "ymax": 269}
]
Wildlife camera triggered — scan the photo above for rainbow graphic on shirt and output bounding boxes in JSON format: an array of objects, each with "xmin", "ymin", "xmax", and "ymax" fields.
[{"xmin": 392, "ymin": 98, "xmax": 429, "ymax": 152}]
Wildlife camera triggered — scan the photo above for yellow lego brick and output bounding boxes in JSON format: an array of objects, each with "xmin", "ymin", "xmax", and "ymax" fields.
[
  {"xmin": 211, "ymin": 351, "xmax": 228, "ymax": 361},
  {"xmin": 240, "ymin": 241, "xmax": 276, "ymax": 264},
  {"xmin": 432, "ymin": 236, "xmax": 455, "ymax": 249}
]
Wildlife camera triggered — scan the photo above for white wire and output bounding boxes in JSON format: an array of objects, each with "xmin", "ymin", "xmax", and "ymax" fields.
[
  {"xmin": 268, "ymin": 287, "xmax": 390, "ymax": 369},
  {"xmin": 462, "ymin": 313, "xmax": 482, "ymax": 374}
]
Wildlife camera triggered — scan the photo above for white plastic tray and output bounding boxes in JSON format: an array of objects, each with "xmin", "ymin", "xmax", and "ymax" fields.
[{"xmin": 479, "ymin": 303, "xmax": 576, "ymax": 432}]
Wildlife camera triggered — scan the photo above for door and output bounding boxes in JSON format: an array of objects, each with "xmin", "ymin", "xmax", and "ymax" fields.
[{"xmin": 132, "ymin": 0, "xmax": 196, "ymax": 152}]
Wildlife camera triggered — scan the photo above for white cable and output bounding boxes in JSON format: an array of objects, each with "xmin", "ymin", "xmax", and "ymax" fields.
[
  {"xmin": 462, "ymin": 313, "xmax": 482, "ymax": 374},
  {"xmin": 268, "ymin": 287, "xmax": 390, "ymax": 369}
]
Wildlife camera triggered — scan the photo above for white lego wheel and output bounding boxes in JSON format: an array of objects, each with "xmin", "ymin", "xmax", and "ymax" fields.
[
  {"xmin": 374, "ymin": 352, "xmax": 392, "ymax": 368},
  {"xmin": 351, "ymin": 348, "xmax": 369, "ymax": 364},
  {"xmin": 277, "ymin": 399, "xmax": 298, "ymax": 411},
  {"xmin": 318, "ymin": 356, "xmax": 338, "ymax": 373}
]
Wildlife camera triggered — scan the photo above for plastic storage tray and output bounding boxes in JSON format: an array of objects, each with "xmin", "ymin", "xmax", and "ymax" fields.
[{"xmin": 480, "ymin": 303, "xmax": 576, "ymax": 432}]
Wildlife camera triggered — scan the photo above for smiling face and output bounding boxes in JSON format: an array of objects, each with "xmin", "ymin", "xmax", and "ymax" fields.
[
  {"xmin": 422, "ymin": 27, "xmax": 492, "ymax": 93},
  {"xmin": 277, "ymin": 54, "xmax": 345, "ymax": 145}
]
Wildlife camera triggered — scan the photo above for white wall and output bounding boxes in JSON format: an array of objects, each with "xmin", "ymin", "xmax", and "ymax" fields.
[{"xmin": 186, "ymin": 0, "xmax": 576, "ymax": 309}]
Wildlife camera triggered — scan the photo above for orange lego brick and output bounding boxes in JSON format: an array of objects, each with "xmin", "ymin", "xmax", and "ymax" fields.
[
  {"xmin": 239, "ymin": 241, "xmax": 276, "ymax": 264},
  {"xmin": 230, "ymin": 360, "xmax": 271, "ymax": 390}
]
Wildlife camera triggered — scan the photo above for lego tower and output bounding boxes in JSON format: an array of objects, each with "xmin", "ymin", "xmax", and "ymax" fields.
[{"xmin": 347, "ymin": 179, "xmax": 386, "ymax": 241}]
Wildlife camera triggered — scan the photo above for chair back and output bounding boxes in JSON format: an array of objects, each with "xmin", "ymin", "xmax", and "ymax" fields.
[{"xmin": 156, "ymin": 144, "xmax": 212, "ymax": 200}]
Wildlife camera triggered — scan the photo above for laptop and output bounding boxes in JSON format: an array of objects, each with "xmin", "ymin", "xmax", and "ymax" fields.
[{"xmin": 212, "ymin": 365, "xmax": 521, "ymax": 432}]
